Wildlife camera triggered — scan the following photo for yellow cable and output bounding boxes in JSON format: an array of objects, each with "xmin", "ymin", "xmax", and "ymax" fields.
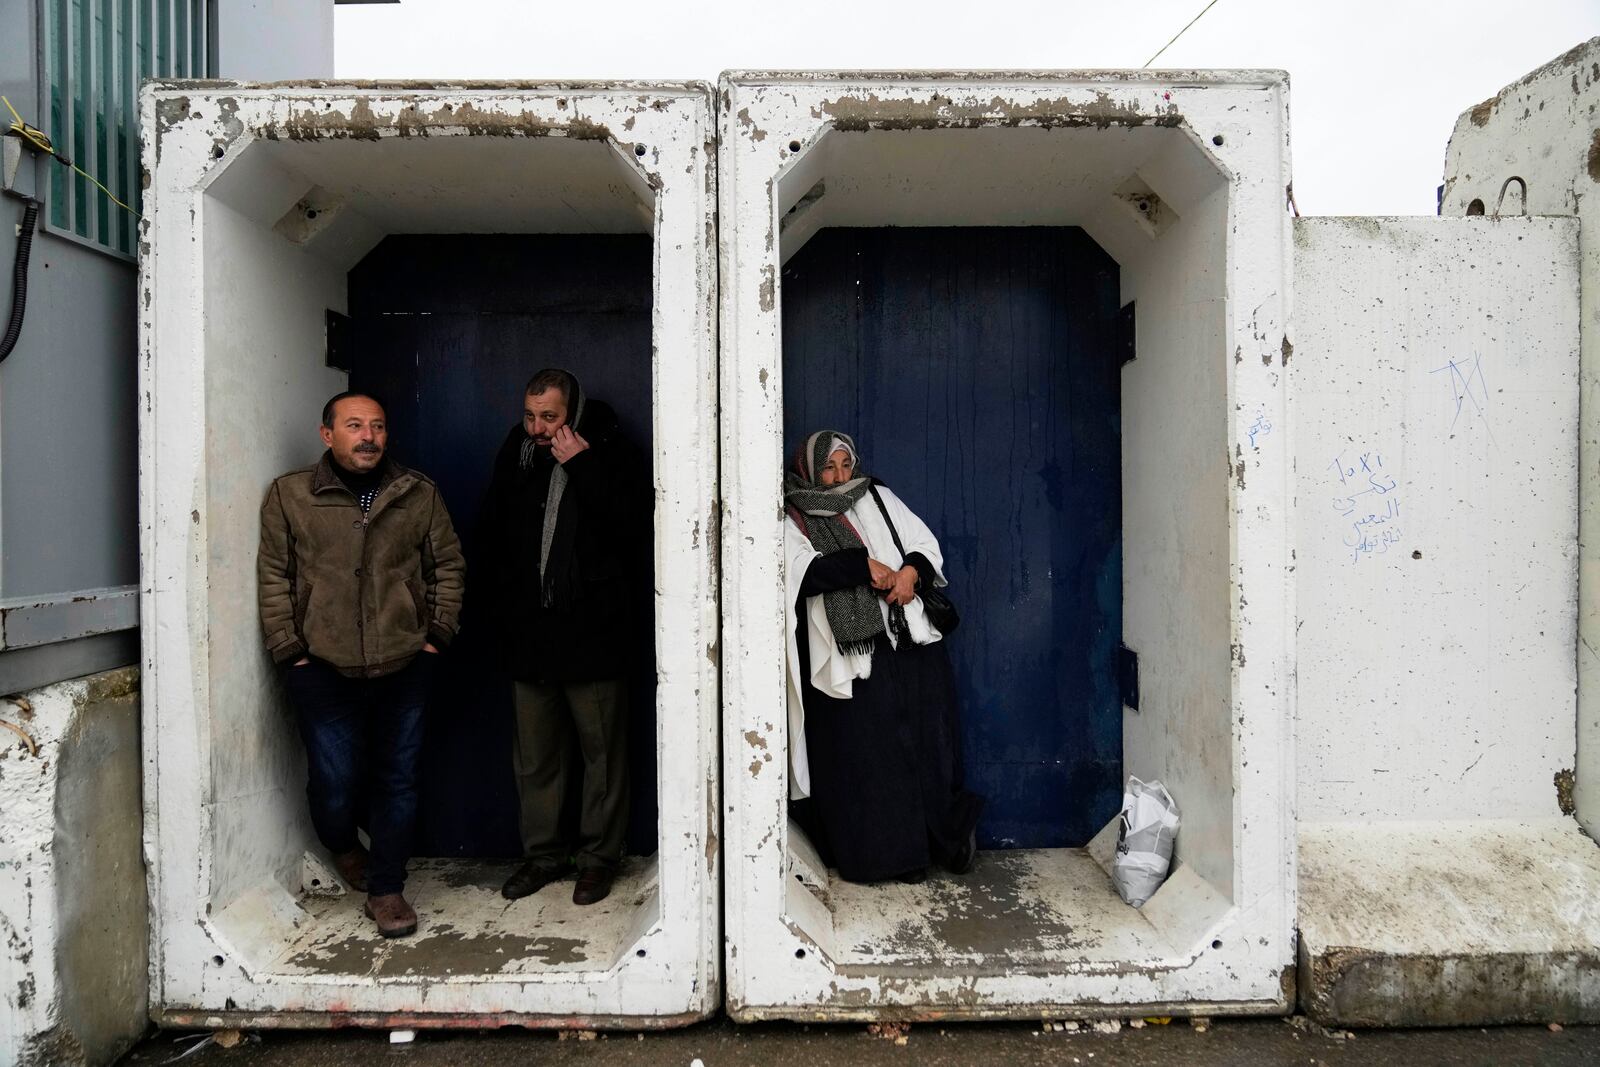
[{"xmin": 3, "ymin": 93, "xmax": 140, "ymax": 219}]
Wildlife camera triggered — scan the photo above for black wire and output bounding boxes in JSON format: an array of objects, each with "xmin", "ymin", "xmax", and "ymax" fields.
[{"xmin": 0, "ymin": 196, "xmax": 39, "ymax": 365}]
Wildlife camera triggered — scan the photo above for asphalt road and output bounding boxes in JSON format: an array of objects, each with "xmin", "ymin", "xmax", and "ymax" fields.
[{"xmin": 120, "ymin": 1016, "xmax": 1597, "ymax": 1066}]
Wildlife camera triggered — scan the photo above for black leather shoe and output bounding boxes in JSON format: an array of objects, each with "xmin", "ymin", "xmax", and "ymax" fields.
[
  {"xmin": 501, "ymin": 859, "xmax": 570, "ymax": 900},
  {"xmin": 948, "ymin": 826, "xmax": 978, "ymax": 876},
  {"xmin": 573, "ymin": 866, "xmax": 614, "ymax": 906}
]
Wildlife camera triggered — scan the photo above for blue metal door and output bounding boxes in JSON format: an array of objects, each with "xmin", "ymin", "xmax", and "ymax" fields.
[
  {"xmin": 782, "ymin": 227, "xmax": 1123, "ymax": 848},
  {"xmin": 347, "ymin": 234, "xmax": 659, "ymax": 859}
]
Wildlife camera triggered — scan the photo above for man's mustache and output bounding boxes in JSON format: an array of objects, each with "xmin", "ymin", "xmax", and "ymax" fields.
[{"xmin": 353, "ymin": 442, "xmax": 382, "ymax": 453}]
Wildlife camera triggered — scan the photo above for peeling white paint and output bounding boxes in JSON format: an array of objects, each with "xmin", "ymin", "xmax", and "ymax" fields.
[{"xmin": 0, "ymin": 670, "xmax": 145, "ymax": 1065}]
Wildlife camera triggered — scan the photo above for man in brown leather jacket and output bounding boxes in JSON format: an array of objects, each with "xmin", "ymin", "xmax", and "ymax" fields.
[{"xmin": 258, "ymin": 391, "xmax": 465, "ymax": 939}]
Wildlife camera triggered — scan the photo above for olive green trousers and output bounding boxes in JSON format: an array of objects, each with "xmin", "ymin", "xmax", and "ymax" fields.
[{"xmin": 510, "ymin": 679, "xmax": 629, "ymax": 871}]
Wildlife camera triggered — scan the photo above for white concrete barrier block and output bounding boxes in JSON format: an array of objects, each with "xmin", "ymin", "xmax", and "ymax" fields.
[
  {"xmin": 139, "ymin": 83, "xmax": 720, "ymax": 1027},
  {"xmin": 718, "ymin": 70, "xmax": 1295, "ymax": 1019}
]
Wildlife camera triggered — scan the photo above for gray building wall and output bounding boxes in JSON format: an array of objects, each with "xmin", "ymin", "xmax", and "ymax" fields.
[
  {"xmin": 0, "ymin": 1, "xmax": 141, "ymax": 694},
  {"xmin": 0, "ymin": 1, "xmax": 336, "ymax": 694}
]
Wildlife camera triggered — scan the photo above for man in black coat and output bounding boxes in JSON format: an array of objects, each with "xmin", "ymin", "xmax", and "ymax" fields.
[{"xmin": 485, "ymin": 368, "xmax": 648, "ymax": 906}]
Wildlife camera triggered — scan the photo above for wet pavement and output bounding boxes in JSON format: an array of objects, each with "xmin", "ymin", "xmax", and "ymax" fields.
[{"xmin": 120, "ymin": 1016, "xmax": 1597, "ymax": 1066}]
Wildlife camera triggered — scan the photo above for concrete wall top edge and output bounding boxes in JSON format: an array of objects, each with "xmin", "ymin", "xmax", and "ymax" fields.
[
  {"xmin": 140, "ymin": 79, "xmax": 715, "ymax": 99},
  {"xmin": 719, "ymin": 69, "xmax": 1289, "ymax": 90},
  {"xmin": 1451, "ymin": 34, "xmax": 1598, "ymax": 118}
]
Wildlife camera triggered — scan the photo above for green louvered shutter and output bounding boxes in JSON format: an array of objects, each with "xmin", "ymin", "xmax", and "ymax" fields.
[{"xmin": 40, "ymin": 0, "xmax": 211, "ymax": 255}]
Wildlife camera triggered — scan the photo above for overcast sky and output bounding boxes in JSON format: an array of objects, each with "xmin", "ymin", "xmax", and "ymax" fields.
[{"xmin": 335, "ymin": 0, "xmax": 1597, "ymax": 217}]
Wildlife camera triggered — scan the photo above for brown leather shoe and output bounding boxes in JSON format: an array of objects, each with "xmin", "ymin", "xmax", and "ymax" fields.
[
  {"xmin": 332, "ymin": 846, "xmax": 369, "ymax": 892},
  {"xmin": 572, "ymin": 867, "xmax": 613, "ymax": 906},
  {"xmin": 364, "ymin": 893, "xmax": 418, "ymax": 938}
]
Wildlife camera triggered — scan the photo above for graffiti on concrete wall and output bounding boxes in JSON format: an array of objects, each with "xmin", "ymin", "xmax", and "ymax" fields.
[
  {"xmin": 1432, "ymin": 353, "xmax": 1490, "ymax": 431},
  {"xmin": 1329, "ymin": 450, "xmax": 1401, "ymax": 563}
]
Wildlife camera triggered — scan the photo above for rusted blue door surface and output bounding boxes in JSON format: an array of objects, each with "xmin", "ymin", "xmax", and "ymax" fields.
[
  {"xmin": 348, "ymin": 234, "xmax": 659, "ymax": 859},
  {"xmin": 782, "ymin": 227, "xmax": 1123, "ymax": 848}
]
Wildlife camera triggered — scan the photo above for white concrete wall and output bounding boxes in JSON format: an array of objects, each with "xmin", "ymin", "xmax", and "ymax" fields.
[
  {"xmin": 202, "ymin": 194, "xmax": 346, "ymax": 909},
  {"xmin": 1293, "ymin": 216, "xmax": 1581, "ymax": 822},
  {"xmin": 719, "ymin": 71, "xmax": 1294, "ymax": 1019},
  {"xmin": 1120, "ymin": 165, "xmax": 1233, "ymax": 899},
  {"xmin": 1439, "ymin": 37, "xmax": 1600, "ymax": 834},
  {"xmin": 0, "ymin": 670, "xmax": 145, "ymax": 1067},
  {"xmin": 141, "ymin": 83, "xmax": 720, "ymax": 1025}
]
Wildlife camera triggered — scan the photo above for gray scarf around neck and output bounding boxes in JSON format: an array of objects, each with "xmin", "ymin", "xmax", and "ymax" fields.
[{"xmin": 784, "ymin": 430, "xmax": 902, "ymax": 655}]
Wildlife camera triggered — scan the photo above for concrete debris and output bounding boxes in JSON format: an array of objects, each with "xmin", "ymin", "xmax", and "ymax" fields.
[
  {"xmin": 1551, "ymin": 1022, "xmax": 1565, "ymax": 1032},
  {"xmin": 867, "ymin": 1021, "xmax": 911, "ymax": 1041},
  {"xmin": 212, "ymin": 1029, "xmax": 243, "ymax": 1049},
  {"xmin": 1091, "ymin": 1020, "xmax": 1122, "ymax": 1034},
  {"xmin": 1128, "ymin": 1018, "xmax": 1147, "ymax": 1029},
  {"xmin": 558, "ymin": 1030, "xmax": 599, "ymax": 1041},
  {"xmin": 1285, "ymin": 1013, "xmax": 1354, "ymax": 1041},
  {"xmin": 388, "ymin": 1030, "xmax": 416, "ymax": 1044},
  {"xmin": 1190, "ymin": 1016, "xmax": 1211, "ymax": 1033}
]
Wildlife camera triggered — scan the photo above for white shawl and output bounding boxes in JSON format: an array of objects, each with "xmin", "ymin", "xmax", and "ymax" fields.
[{"xmin": 784, "ymin": 484, "xmax": 948, "ymax": 799}]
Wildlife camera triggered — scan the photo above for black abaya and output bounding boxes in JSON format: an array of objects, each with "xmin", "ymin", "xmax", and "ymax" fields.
[{"xmin": 795, "ymin": 550, "xmax": 984, "ymax": 883}]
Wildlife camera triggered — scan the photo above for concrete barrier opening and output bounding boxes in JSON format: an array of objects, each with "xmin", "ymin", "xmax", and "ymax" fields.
[
  {"xmin": 142, "ymin": 86, "xmax": 718, "ymax": 1026},
  {"xmin": 721, "ymin": 75, "xmax": 1293, "ymax": 1017}
]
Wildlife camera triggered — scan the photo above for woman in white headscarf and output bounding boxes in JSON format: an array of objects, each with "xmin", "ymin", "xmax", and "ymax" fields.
[{"xmin": 783, "ymin": 430, "xmax": 983, "ymax": 884}]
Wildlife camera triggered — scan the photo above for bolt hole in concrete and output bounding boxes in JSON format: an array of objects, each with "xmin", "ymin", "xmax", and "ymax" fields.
[
  {"xmin": 1467, "ymin": 198, "xmax": 1487, "ymax": 216},
  {"xmin": 766, "ymin": 120, "xmax": 1238, "ymax": 977},
  {"xmin": 789, "ymin": 139, "xmax": 802, "ymax": 152},
  {"xmin": 1412, "ymin": 549, "xmax": 1423, "ymax": 560},
  {"xmin": 1211, "ymin": 939, "xmax": 1223, "ymax": 949},
  {"xmin": 212, "ymin": 955, "xmax": 224, "ymax": 966},
  {"xmin": 178, "ymin": 124, "xmax": 682, "ymax": 992},
  {"xmin": 634, "ymin": 143, "xmax": 647, "ymax": 156},
  {"xmin": 1212, "ymin": 134, "xmax": 1224, "ymax": 146}
]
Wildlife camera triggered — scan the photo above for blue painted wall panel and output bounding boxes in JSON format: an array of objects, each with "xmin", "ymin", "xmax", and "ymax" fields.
[{"xmin": 782, "ymin": 227, "xmax": 1123, "ymax": 849}]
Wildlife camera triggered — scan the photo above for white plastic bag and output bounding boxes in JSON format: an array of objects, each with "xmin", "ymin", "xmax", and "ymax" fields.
[{"xmin": 1112, "ymin": 777, "xmax": 1180, "ymax": 908}]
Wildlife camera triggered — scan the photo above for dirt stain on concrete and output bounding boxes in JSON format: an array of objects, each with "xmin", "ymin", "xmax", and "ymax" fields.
[
  {"xmin": 1556, "ymin": 767, "xmax": 1576, "ymax": 815},
  {"xmin": 286, "ymin": 929, "xmax": 591, "ymax": 976}
]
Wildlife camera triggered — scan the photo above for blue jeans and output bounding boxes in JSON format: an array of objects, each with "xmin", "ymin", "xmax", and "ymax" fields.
[{"xmin": 283, "ymin": 655, "xmax": 432, "ymax": 895}]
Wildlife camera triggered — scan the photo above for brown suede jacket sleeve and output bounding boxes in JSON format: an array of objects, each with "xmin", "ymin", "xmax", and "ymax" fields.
[
  {"xmin": 420, "ymin": 481, "xmax": 466, "ymax": 648},
  {"xmin": 257, "ymin": 478, "xmax": 307, "ymax": 665}
]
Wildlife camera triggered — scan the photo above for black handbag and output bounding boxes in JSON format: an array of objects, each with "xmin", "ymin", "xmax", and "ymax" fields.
[{"xmin": 868, "ymin": 483, "xmax": 960, "ymax": 636}]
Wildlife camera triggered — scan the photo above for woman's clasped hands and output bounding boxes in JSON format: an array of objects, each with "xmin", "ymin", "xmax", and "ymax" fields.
[{"xmin": 868, "ymin": 557, "xmax": 919, "ymax": 607}]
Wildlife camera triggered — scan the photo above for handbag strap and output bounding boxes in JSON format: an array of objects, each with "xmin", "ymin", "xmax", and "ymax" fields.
[{"xmin": 867, "ymin": 482, "xmax": 909, "ymax": 561}]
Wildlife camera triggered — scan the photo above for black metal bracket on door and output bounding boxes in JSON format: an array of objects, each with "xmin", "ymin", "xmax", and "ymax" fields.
[
  {"xmin": 326, "ymin": 309, "xmax": 352, "ymax": 371},
  {"xmin": 1117, "ymin": 301, "xmax": 1136, "ymax": 365},
  {"xmin": 1118, "ymin": 643, "xmax": 1140, "ymax": 712}
]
